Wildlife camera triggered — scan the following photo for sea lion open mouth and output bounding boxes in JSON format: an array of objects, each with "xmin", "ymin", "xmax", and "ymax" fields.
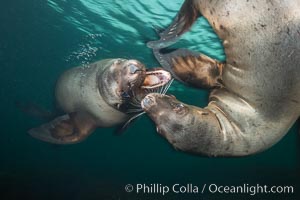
[{"xmin": 141, "ymin": 68, "xmax": 172, "ymax": 89}]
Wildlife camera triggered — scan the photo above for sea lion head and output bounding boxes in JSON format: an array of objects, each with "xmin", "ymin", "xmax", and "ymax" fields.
[
  {"xmin": 141, "ymin": 93, "xmax": 216, "ymax": 151},
  {"xmin": 141, "ymin": 93, "xmax": 192, "ymax": 140},
  {"xmin": 100, "ymin": 59, "xmax": 172, "ymax": 113}
]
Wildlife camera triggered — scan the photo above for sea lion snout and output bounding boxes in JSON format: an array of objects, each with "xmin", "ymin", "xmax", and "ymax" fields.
[
  {"xmin": 141, "ymin": 94, "xmax": 191, "ymax": 144},
  {"xmin": 142, "ymin": 94, "xmax": 187, "ymax": 116},
  {"xmin": 141, "ymin": 93, "xmax": 159, "ymax": 110}
]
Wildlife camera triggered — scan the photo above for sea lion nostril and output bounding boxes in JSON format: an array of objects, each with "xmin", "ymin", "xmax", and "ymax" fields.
[
  {"xmin": 143, "ymin": 97, "xmax": 152, "ymax": 106},
  {"xmin": 142, "ymin": 95, "xmax": 155, "ymax": 108}
]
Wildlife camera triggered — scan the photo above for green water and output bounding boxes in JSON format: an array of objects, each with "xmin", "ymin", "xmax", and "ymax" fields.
[{"xmin": 0, "ymin": 0, "xmax": 299, "ymax": 199}]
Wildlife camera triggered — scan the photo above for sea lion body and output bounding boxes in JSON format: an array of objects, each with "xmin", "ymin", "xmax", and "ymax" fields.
[
  {"xmin": 29, "ymin": 59, "xmax": 171, "ymax": 144},
  {"xmin": 55, "ymin": 59, "xmax": 128, "ymax": 127},
  {"xmin": 144, "ymin": 0, "xmax": 300, "ymax": 156},
  {"xmin": 199, "ymin": 0, "xmax": 300, "ymax": 116}
]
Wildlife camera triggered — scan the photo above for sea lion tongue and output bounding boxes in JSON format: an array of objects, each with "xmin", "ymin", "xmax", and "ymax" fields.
[
  {"xmin": 142, "ymin": 68, "xmax": 171, "ymax": 89},
  {"xmin": 143, "ymin": 74, "xmax": 160, "ymax": 86}
]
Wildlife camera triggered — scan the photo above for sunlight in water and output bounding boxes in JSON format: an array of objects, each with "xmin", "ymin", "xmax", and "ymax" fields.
[
  {"xmin": 48, "ymin": 0, "xmax": 225, "ymax": 61},
  {"xmin": 47, "ymin": 0, "xmax": 224, "ymax": 98}
]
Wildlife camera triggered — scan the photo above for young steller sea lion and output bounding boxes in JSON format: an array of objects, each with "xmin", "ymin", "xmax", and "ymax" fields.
[
  {"xmin": 143, "ymin": 0, "xmax": 300, "ymax": 156},
  {"xmin": 29, "ymin": 59, "xmax": 171, "ymax": 144}
]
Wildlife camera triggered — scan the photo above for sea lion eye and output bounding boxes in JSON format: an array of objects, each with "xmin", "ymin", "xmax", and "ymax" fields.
[
  {"xmin": 177, "ymin": 103, "xmax": 184, "ymax": 109},
  {"xmin": 129, "ymin": 64, "xmax": 141, "ymax": 74},
  {"xmin": 114, "ymin": 103, "xmax": 121, "ymax": 109},
  {"xmin": 173, "ymin": 103, "xmax": 185, "ymax": 113}
]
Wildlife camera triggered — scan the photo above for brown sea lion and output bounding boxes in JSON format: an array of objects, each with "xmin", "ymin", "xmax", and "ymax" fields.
[
  {"xmin": 29, "ymin": 59, "xmax": 171, "ymax": 144},
  {"xmin": 143, "ymin": 0, "xmax": 300, "ymax": 156}
]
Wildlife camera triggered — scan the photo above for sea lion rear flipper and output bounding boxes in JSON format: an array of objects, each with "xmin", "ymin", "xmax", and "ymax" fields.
[
  {"xmin": 153, "ymin": 48, "xmax": 224, "ymax": 89},
  {"xmin": 28, "ymin": 113, "xmax": 96, "ymax": 144},
  {"xmin": 147, "ymin": 0, "xmax": 201, "ymax": 49}
]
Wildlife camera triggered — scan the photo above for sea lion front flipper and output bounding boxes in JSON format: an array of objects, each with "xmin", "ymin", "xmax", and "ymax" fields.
[
  {"xmin": 28, "ymin": 112, "xmax": 96, "ymax": 144},
  {"xmin": 147, "ymin": 0, "xmax": 201, "ymax": 49},
  {"xmin": 153, "ymin": 48, "xmax": 224, "ymax": 89}
]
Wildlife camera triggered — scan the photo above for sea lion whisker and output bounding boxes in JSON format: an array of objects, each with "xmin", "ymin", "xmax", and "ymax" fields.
[
  {"xmin": 130, "ymin": 90, "xmax": 141, "ymax": 105},
  {"xmin": 150, "ymin": 83, "xmax": 165, "ymax": 94},
  {"xmin": 126, "ymin": 108, "xmax": 143, "ymax": 114},
  {"xmin": 162, "ymin": 78, "xmax": 174, "ymax": 94},
  {"xmin": 129, "ymin": 101, "xmax": 141, "ymax": 108},
  {"xmin": 151, "ymin": 88, "xmax": 158, "ymax": 93},
  {"xmin": 132, "ymin": 97, "xmax": 142, "ymax": 107},
  {"xmin": 129, "ymin": 105, "xmax": 142, "ymax": 111},
  {"xmin": 147, "ymin": 88, "xmax": 155, "ymax": 93},
  {"xmin": 127, "ymin": 108, "xmax": 143, "ymax": 112},
  {"xmin": 159, "ymin": 83, "xmax": 165, "ymax": 94},
  {"xmin": 131, "ymin": 96, "xmax": 140, "ymax": 105},
  {"xmin": 121, "ymin": 111, "xmax": 146, "ymax": 130},
  {"xmin": 162, "ymin": 81, "xmax": 169, "ymax": 94}
]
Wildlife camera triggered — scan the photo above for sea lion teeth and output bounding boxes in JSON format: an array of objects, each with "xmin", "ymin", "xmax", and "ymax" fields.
[{"xmin": 142, "ymin": 69, "xmax": 171, "ymax": 89}]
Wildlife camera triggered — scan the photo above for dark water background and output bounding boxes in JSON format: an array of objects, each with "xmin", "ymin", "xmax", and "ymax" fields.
[{"xmin": 0, "ymin": 0, "xmax": 299, "ymax": 199}]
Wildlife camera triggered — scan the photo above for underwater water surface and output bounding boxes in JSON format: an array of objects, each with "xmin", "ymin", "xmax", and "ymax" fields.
[{"xmin": 0, "ymin": 0, "xmax": 299, "ymax": 199}]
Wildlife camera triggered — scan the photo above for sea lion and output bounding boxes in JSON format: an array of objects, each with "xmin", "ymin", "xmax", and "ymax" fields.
[
  {"xmin": 143, "ymin": 0, "xmax": 300, "ymax": 156},
  {"xmin": 29, "ymin": 59, "xmax": 171, "ymax": 144}
]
